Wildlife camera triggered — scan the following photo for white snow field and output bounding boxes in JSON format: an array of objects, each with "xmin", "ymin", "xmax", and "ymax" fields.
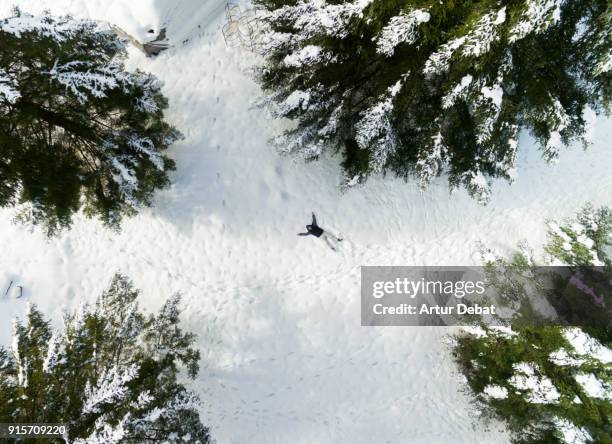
[{"xmin": 1, "ymin": 1, "xmax": 611, "ymax": 443}]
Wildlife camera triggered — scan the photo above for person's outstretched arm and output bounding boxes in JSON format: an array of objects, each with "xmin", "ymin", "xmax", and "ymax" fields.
[
  {"xmin": 311, "ymin": 212, "xmax": 317, "ymax": 226},
  {"xmin": 297, "ymin": 232, "xmax": 311, "ymax": 236}
]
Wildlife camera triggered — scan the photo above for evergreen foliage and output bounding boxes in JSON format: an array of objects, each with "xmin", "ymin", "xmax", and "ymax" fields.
[
  {"xmin": 544, "ymin": 204, "xmax": 612, "ymax": 267},
  {"xmin": 0, "ymin": 9, "xmax": 181, "ymax": 235},
  {"xmin": 456, "ymin": 205, "xmax": 612, "ymax": 443},
  {"xmin": 455, "ymin": 326, "xmax": 611, "ymax": 444},
  {"xmin": 254, "ymin": 0, "xmax": 611, "ymax": 201},
  {"xmin": 0, "ymin": 274, "xmax": 211, "ymax": 443}
]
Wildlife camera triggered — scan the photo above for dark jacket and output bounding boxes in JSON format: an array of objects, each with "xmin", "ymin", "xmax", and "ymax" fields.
[
  {"xmin": 300, "ymin": 224, "xmax": 323, "ymax": 237},
  {"xmin": 298, "ymin": 213, "xmax": 324, "ymax": 237}
]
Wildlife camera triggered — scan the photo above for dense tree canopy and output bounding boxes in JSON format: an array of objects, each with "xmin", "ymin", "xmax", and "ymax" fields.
[
  {"xmin": 255, "ymin": 0, "xmax": 611, "ymax": 201},
  {"xmin": 0, "ymin": 9, "xmax": 180, "ymax": 234},
  {"xmin": 455, "ymin": 205, "xmax": 612, "ymax": 443},
  {"xmin": 0, "ymin": 274, "xmax": 211, "ymax": 443}
]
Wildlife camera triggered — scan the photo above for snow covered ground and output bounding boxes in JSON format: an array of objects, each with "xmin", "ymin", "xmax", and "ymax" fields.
[{"xmin": 1, "ymin": 1, "xmax": 611, "ymax": 443}]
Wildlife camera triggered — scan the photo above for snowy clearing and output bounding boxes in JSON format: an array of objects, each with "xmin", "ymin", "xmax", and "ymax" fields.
[{"xmin": 1, "ymin": 1, "xmax": 611, "ymax": 443}]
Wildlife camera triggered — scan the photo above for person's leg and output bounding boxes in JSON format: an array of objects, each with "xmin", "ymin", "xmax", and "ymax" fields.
[
  {"xmin": 322, "ymin": 232, "xmax": 338, "ymax": 251},
  {"xmin": 327, "ymin": 230, "xmax": 343, "ymax": 241}
]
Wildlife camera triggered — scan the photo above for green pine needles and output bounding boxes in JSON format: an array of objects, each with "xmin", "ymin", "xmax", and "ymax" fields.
[
  {"xmin": 0, "ymin": 9, "xmax": 181, "ymax": 235},
  {"xmin": 455, "ymin": 205, "xmax": 612, "ymax": 443},
  {"xmin": 0, "ymin": 274, "xmax": 211, "ymax": 443},
  {"xmin": 255, "ymin": 0, "xmax": 611, "ymax": 201},
  {"xmin": 455, "ymin": 326, "xmax": 611, "ymax": 444}
]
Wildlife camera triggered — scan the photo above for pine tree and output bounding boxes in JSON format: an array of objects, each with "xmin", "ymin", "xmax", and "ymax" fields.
[
  {"xmin": 0, "ymin": 274, "xmax": 211, "ymax": 443},
  {"xmin": 0, "ymin": 9, "xmax": 181, "ymax": 235},
  {"xmin": 254, "ymin": 0, "xmax": 611, "ymax": 201},
  {"xmin": 479, "ymin": 204, "xmax": 612, "ymax": 326},
  {"xmin": 544, "ymin": 204, "xmax": 612, "ymax": 267},
  {"xmin": 454, "ymin": 326, "xmax": 611, "ymax": 444},
  {"xmin": 454, "ymin": 205, "xmax": 612, "ymax": 443}
]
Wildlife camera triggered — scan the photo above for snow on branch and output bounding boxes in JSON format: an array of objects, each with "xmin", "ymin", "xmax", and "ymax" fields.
[
  {"xmin": 441, "ymin": 72, "xmax": 506, "ymax": 145},
  {"xmin": 376, "ymin": 8, "xmax": 430, "ymax": 57},
  {"xmin": 271, "ymin": 0, "xmax": 373, "ymax": 40},
  {"xmin": 47, "ymin": 59, "xmax": 160, "ymax": 109},
  {"xmin": 553, "ymin": 418, "xmax": 593, "ymax": 444},
  {"xmin": 137, "ymin": 392, "xmax": 200, "ymax": 425},
  {"xmin": 110, "ymin": 157, "xmax": 139, "ymax": 208},
  {"xmin": 283, "ymin": 45, "xmax": 337, "ymax": 67},
  {"xmin": 473, "ymin": 81, "xmax": 504, "ymax": 144},
  {"xmin": 546, "ymin": 214, "xmax": 608, "ymax": 266},
  {"xmin": 11, "ymin": 320, "xmax": 28, "ymax": 388},
  {"xmin": 103, "ymin": 131, "xmax": 165, "ymax": 208},
  {"xmin": 257, "ymin": 30, "xmax": 296, "ymax": 54},
  {"xmin": 441, "ymin": 74, "xmax": 473, "ymax": 109},
  {"xmin": 43, "ymin": 331, "xmax": 66, "ymax": 373},
  {"xmin": 594, "ymin": 51, "xmax": 612, "ymax": 76},
  {"xmin": 423, "ymin": 37, "xmax": 466, "ymax": 77},
  {"xmin": 15, "ymin": 23, "xmax": 161, "ymax": 110},
  {"xmin": 563, "ymin": 327, "xmax": 612, "ymax": 363},
  {"xmin": 527, "ymin": 93, "xmax": 571, "ymax": 161},
  {"xmin": 82, "ymin": 364, "xmax": 139, "ymax": 414},
  {"xmin": 126, "ymin": 134, "xmax": 164, "ymax": 170},
  {"xmin": 132, "ymin": 391, "xmax": 154, "ymax": 409},
  {"xmin": 575, "ymin": 373, "xmax": 610, "ymax": 400},
  {"xmin": 508, "ymin": 362, "xmax": 561, "ymax": 404},
  {"xmin": 0, "ymin": 11, "xmax": 97, "ymax": 40},
  {"xmin": 318, "ymin": 102, "xmax": 343, "ymax": 139},
  {"xmin": 462, "ymin": 8, "xmax": 506, "ymax": 57},
  {"xmin": 355, "ymin": 80, "xmax": 402, "ymax": 172},
  {"xmin": 424, "ymin": 7, "xmax": 506, "ymax": 76},
  {"xmin": 416, "ymin": 130, "xmax": 448, "ymax": 188},
  {"xmin": 495, "ymin": 122, "xmax": 519, "ymax": 181},
  {"xmin": 462, "ymin": 169, "xmax": 492, "ymax": 204},
  {"xmin": 276, "ymin": 124, "xmax": 324, "ymax": 159},
  {"xmin": 131, "ymin": 74, "xmax": 161, "ymax": 113},
  {"xmin": 278, "ymin": 90, "xmax": 313, "ymax": 114},
  {"xmin": 509, "ymin": 0, "xmax": 565, "ymax": 43},
  {"xmin": 258, "ymin": 81, "xmax": 339, "ymax": 160},
  {"xmin": 3, "ymin": 11, "xmax": 160, "ymax": 110},
  {"xmin": 73, "ymin": 414, "xmax": 129, "ymax": 444},
  {"xmin": 272, "ymin": 82, "xmax": 330, "ymax": 118},
  {"xmin": 0, "ymin": 69, "xmax": 20, "ymax": 104},
  {"xmin": 48, "ymin": 60, "xmax": 129, "ymax": 104}
]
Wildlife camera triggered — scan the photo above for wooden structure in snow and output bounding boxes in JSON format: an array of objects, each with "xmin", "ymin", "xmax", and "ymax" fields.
[{"xmin": 111, "ymin": 25, "xmax": 170, "ymax": 57}]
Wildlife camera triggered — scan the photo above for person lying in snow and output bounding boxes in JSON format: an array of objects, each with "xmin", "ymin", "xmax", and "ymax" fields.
[{"xmin": 298, "ymin": 213, "xmax": 343, "ymax": 251}]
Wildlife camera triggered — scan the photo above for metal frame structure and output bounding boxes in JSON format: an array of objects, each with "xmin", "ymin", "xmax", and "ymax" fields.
[{"xmin": 222, "ymin": 3, "xmax": 264, "ymax": 52}]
